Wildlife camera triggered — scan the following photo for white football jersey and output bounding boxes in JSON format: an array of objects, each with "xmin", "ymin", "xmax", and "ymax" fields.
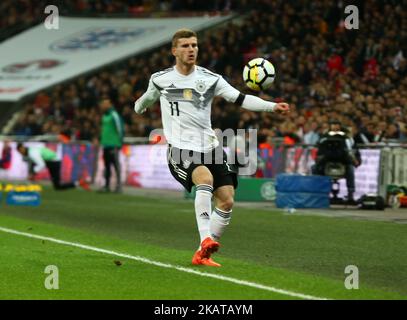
[{"xmin": 139, "ymin": 65, "xmax": 240, "ymax": 153}]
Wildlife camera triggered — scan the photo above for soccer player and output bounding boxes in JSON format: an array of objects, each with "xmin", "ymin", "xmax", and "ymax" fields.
[
  {"xmin": 16, "ymin": 143, "xmax": 90, "ymax": 191},
  {"xmin": 99, "ymin": 96, "xmax": 124, "ymax": 193},
  {"xmin": 134, "ymin": 29, "xmax": 290, "ymax": 267}
]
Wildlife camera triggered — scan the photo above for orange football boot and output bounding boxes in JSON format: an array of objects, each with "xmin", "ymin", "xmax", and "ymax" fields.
[
  {"xmin": 192, "ymin": 237, "xmax": 221, "ymax": 267},
  {"xmin": 200, "ymin": 237, "xmax": 220, "ymax": 257}
]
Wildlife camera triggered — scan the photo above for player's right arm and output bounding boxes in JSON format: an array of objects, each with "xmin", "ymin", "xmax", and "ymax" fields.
[{"xmin": 134, "ymin": 77, "xmax": 161, "ymax": 114}]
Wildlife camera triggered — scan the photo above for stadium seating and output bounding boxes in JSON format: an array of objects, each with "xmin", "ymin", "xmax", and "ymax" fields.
[{"xmin": 1, "ymin": 0, "xmax": 406, "ymax": 146}]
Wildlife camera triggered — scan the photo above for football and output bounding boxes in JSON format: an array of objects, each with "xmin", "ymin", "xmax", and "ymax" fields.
[{"xmin": 243, "ymin": 58, "xmax": 275, "ymax": 91}]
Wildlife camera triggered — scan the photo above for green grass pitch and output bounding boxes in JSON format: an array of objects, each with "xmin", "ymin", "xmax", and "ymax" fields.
[{"xmin": 0, "ymin": 187, "xmax": 406, "ymax": 300}]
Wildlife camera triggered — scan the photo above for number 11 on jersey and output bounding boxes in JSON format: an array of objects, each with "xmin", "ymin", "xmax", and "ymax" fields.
[{"xmin": 170, "ymin": 101, "xmax": 179, "ymax": 116}]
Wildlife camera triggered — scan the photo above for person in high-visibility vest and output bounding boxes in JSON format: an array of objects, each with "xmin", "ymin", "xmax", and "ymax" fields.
[
  {"xmin": 99, "ymin": 96, "xmax": 124, "ymax": 193},
  {"xmin": 17, "ymin": 143, "xmax": 90, "ymax": 191}
]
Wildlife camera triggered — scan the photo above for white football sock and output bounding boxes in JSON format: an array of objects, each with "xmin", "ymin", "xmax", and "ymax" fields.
[
  {"xmin": 194, "ymin": 184, "xmax": 213, "ymax": 244},
  {"xmin": 210, "ymin": 207, "xmax": 232, "ymax": 241}
]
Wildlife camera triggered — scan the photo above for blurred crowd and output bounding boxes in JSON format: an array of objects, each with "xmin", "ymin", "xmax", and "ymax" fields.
[
  {"xmin": 1, "ymin": 0, "xmax": 237, "ymax": 31},
  {"xmin": 0, "ymin": 0, "xmax": 259, "ymax": 40},
  {"xmin": 7, "ymin": 0, "xmax": 407, "ymax": 146}
]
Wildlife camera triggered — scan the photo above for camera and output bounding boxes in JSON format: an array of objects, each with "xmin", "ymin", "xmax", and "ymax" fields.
[{"xmin": 312, "ymin": 121, "xmax": 359, "ymax": 204}]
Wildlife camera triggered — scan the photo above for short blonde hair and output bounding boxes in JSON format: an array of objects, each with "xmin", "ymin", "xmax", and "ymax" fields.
[{"xmin": 172, "ymin": 28, "xmax": 197, "ymax": 47}]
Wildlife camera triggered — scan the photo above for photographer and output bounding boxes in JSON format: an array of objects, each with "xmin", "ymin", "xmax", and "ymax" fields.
[{"xmin": 312, "ymin": 120, "xmax": 361, "ymax": 203}]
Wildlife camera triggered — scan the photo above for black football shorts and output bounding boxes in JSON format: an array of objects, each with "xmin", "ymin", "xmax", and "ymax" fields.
[{"xmin": 167, "ymin": 144, "xmax": 238, "ymax": 193}]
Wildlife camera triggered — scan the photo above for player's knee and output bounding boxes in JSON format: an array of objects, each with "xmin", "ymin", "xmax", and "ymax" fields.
[{"xmin": 219, "ymin": 197, "xmax": 234, "ymax": 212}]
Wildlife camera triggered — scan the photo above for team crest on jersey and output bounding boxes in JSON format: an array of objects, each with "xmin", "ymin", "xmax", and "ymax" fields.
[
  {"xmin": 183, "ymin": 89, "xmax": 193, "ymax": 100},
  {"xmin": 195, "ymin": 80, "xmax": 206, "ymax": 93},
  {"xmin": 182, "ymin": 159, "xmax": 192, "ymax": 169}
]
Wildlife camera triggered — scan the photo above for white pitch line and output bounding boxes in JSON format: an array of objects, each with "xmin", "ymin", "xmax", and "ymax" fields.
[{"xmin": 0, "ymin": 226, "xmax": 328, "ymax": 300}]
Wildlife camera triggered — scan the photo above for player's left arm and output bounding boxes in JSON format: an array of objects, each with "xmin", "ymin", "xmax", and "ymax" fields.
[{"xmin": 215, "ymin": 76, "xmax": 290, "ymax": 114}]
